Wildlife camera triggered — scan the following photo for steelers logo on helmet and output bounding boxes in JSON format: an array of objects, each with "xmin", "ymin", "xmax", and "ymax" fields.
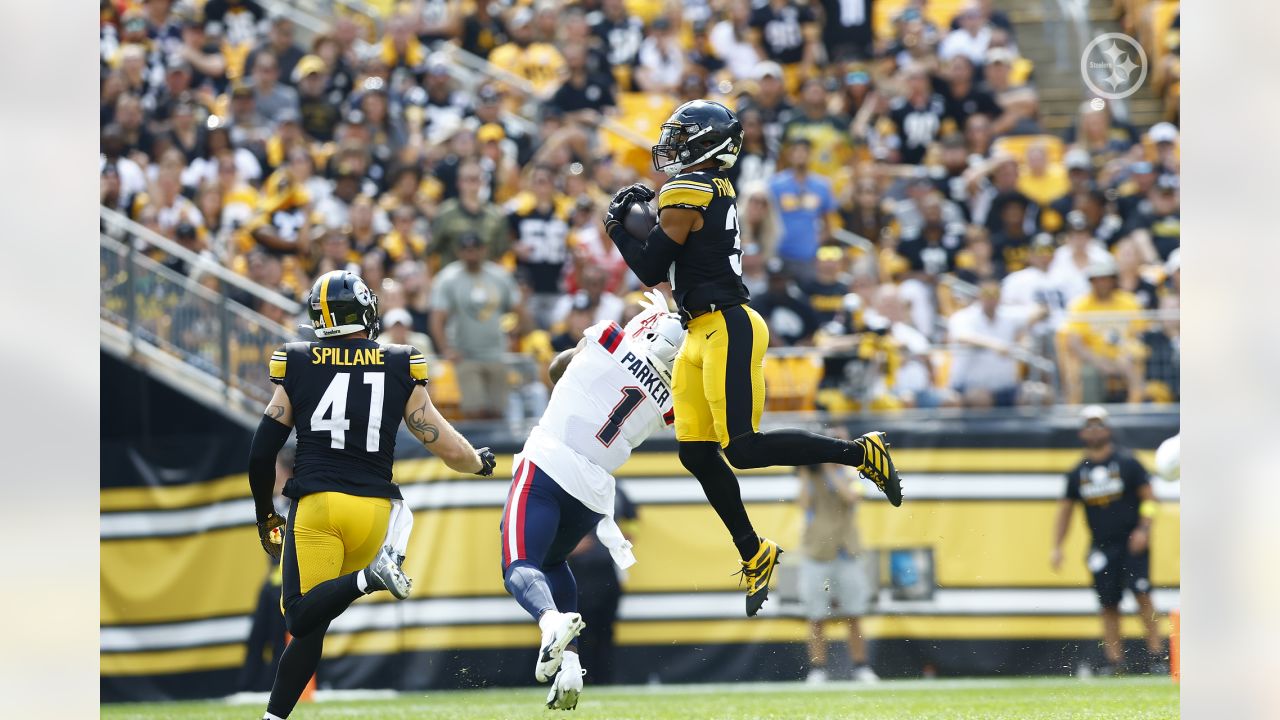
[
  {"xmin": 307, "ymin": 270, "xmax": 382, "ymax": 340},
  {"xmin": 651, "ymin": 100, "xmax": 744, "ymax": 176}
]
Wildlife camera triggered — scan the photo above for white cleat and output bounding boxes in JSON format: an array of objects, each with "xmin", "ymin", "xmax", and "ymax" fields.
[
  {"xmin": 534, "ymin": 611, "xmax": 586, "ymax": 683},
  {"xmin": 805, "ymin": 667, "xmax": 828, "ymax": 685},
  {"xmin": 546, "ymin": 650, "xmax": 585, "ymax": 710},
  {"xmin": 853, "ymin": 665, "xmax": 881, "ymax": 683}
]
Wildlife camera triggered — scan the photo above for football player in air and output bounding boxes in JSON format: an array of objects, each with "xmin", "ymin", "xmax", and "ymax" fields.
[
  {"xmin": 502, "ymin": 290, "xmax": 684, "ymax": 710},
  {"xmin": 247, "ymin": 270, "xmax": 497, "ymax": 720},
  {"xmin": 602, "ymin": 100, "xmax": 905, "ymax": 617}
]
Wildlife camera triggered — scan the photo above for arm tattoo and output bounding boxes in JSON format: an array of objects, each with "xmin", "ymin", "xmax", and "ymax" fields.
[
  {"xmin": 266, "ymin": 405, "xmax": 286, "ymax": 420},
  {"xmin": 407, "ymin": 407, "xmax": 440, "ymax": 443}
]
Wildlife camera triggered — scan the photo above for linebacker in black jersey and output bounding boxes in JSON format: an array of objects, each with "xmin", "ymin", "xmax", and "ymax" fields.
[
  {"xmin": 247, "ymin": 270, "xmax": 496, "ymax": 720},
  {"xmin": 603, "ymin": 100, "xmax": 904, "ymax": 617}
]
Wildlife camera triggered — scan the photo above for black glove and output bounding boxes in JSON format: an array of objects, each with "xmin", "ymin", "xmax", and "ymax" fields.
[
  {"xmin": 257, "ymin": 512, "xmax": 286, "ymax": 560},
  {"xmin": 604, "ymin": 183, "xmax": 654, "ymax": 235},
  {"xmin": 475, "ymin": 447, "xmax": 497, "ymax": 477}
]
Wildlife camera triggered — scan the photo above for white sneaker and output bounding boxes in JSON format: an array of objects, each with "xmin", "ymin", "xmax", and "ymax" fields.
[
  {"xmin": 805, "ymin": 667, "xmax": 828, "ymax": 684},
  {"xmin": 535, "ymin": 611, "xmax": 586, "ymax": 683},
  {"xmin": 546, "ymin": 650, "xmax": 585, "ymax": 710},
  {"xmin": 853, "ymin": 665, "xmax": 881, "ymax": 683}
]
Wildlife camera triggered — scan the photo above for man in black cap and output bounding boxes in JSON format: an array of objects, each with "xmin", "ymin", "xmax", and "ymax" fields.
[
  {"xmin": 751, "ymin": 258, "xmax": 820, "ymax": 347},
  {"xmin": 1051, "ymin": 406, "xmax": 1166, "ymax": 676}
]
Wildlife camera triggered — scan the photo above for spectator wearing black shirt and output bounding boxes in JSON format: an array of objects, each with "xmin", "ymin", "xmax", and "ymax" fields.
[
  {"xmin": 888, "ymin": 64, "xmax": 947, "ymax": 165},
  {"xmin": 897, "ymin": 193, "xmax": 963, "ymax": 277},
  {"xmin": 551, "ymin": 45, "xmax": 617, "ymax": 118},
  {"xmin": 749, "ymin": 0, "xmax": 819, "ymax": 74},
  {"xmin": 294, "ymin": 55, "xmax": 340, "ymax": 143},
  {"xmin": 754, "ymin": 260, "xmax": 820, "ymax": 346},
  {"xmin": 989, "ymin": 192, "xmax": 1035, "ymax": 274},
  {"xmin": 1121, "ymin": 174, "xmax": 1180, "ymax": 263},
  {"xmin": 938, "ymin": 55, "xmax": 1000, "ymax": 136},
  {"xmin": 1052, "ymin": 406, "xmax": 1165, "ymax": 675},
  {"xmin": 802, "ymin": 246, "xmax": 850, "ymax": 324},
  {"xmin": 589, "ymin": 0, "xmax": 645, "ymax": 90},
  {"xmin": 741, "ymin": 61, "xmax": 794, "ymax": 153},
  {"xmin": 818, "ymin": 0, "xmax": 873, "ymax": 62}
]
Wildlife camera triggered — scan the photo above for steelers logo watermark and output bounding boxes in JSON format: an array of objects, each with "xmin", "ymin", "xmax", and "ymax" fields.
[{"xmin": 1080, "ymin": 33, "xmax": 1148, "ymax": 100}]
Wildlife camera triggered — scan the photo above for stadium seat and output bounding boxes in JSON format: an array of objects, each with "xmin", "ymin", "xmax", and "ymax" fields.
[
  {"xmin": 873, "ymin": 0, "xmax": 969, "ymax": 40},
  {"xmin": 604, "ymin": 93, "xmax": 676, "ymax": 176},
  {"xmin": 991, "ymin": 135, "xmax": 1065, "ymax": 166}
]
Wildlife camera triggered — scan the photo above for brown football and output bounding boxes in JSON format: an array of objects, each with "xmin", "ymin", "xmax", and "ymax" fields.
[{"xmin": 624, "ymin": 198, "xmax": 657, "ymax": 239}]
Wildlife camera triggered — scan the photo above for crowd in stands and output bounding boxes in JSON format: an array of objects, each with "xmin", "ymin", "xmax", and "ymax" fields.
[{"xmin": 100, "ymin": 0, "xmax": 1180, "ymax": 420}]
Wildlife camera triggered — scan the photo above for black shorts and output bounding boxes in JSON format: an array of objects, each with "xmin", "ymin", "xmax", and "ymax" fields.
[{"xmin": 1088, "ymin": 543, "xmax": 1152, "ymax": 608}]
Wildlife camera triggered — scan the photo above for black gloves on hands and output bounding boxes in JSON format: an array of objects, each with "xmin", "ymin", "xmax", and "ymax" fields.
[
  {"xmin": 258, "ymin": 512, "xmax": 286, "ymax": 560},
  {"xmin": 475, "ymin": 447, "xmax": 497, "ymax": 476},
  {"xmin": 604, "ymin": 183, "xmax": 655, "ymax": 236}
]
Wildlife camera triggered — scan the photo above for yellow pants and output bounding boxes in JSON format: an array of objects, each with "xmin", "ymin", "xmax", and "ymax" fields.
[
  {"xmin": 281, "ymin": 492, "xmax": 391, "ymax": 606},
  {"xmin": 673, "ymin": 304, "xmax": 769, "ymax": 447}
]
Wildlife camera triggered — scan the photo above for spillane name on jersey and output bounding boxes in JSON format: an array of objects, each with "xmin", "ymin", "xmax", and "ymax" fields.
[
  {"xmin": 269, "ymin": 339, "xmax": 429, "ymax": 500},
  {"xmin": 657, "ymin": 169, "xmax": 751, "ymax": 315},
  {"xmin": 521, "ymin": 320, "xmax": 674, "ymax": 514}
]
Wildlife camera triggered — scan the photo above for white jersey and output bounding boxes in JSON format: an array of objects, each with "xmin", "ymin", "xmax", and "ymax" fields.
[{"xmin": 517, "ymin": 320, "xmax": 674, "ymax": 516}]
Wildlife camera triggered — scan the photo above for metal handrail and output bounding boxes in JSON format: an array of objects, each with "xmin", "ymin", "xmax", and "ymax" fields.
[{"xmin": 100, "ymin": 207, "xmax": 302, "ymax": 315}]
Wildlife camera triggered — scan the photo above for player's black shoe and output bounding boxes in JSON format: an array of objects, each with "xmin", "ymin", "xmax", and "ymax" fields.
[
  {"xmin": 737, "ymin": 538, "xmax": 783, "ymax": 617},
  {"xmin": 854, "ymin": 431, "xmax": 903, "ymax": 506}
]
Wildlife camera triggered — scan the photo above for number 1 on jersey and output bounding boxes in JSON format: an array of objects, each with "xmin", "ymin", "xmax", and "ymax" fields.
[
  {"xmin": 311, "ymin": 372, "xmax": 384, "ymax": 451},
  {"xmin": 596, "ymin": 386, "xmax": 644, "ymax": 447}
]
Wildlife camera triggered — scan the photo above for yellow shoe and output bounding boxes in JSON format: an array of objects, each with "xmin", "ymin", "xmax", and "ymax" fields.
[
  {"xmin": 738, "ymin": 537, "xmax": 783, "ymax": 617},
  {"xmin": 855, "ymin": 431, "xmax": 903, "ymax": 507}
]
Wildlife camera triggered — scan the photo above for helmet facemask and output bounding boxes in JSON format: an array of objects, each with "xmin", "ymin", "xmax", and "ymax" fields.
[
  {"xmin": 628, "ymin": 313, "xmax": 685, "ymax": 385},
  {"xmin": 652, "ymin": 122, "xmax": 693, "ymax": 176}
]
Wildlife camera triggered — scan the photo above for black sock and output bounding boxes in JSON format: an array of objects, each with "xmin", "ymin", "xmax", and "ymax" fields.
[
  {"xmin": 265, "ymin": 623, "xmax": 327, "ymax": 718},
  {"xmin": 679, "ymin": 442, "xmax": 757, "ymax": 560},
  {"xmin": 283, "ymin": 572, "xmax": 363, "ymax": 638},
  {"xmin": 724, "ymin": 429, "xmax": 865, "ymax": 470}
]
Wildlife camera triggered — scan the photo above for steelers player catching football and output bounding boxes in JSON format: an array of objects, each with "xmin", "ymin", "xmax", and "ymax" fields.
[
  {"xmin": 603, "ymin": 100, "xmax": 904, "ymax": 617},
  {"xmin": 247, "ymin": 270, "xmax": 496, "ymax": 720}
]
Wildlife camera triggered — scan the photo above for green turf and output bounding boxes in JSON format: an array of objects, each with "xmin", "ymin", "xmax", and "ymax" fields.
[{"xmin": 102, "ymin": 677, "xmax": 1177, "ymax": 720}]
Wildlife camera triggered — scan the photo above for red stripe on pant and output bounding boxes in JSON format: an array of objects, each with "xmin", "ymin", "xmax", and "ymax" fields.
[{"xmin": 503, "ymin": 459, "xmax": 536, "ymax": 567}]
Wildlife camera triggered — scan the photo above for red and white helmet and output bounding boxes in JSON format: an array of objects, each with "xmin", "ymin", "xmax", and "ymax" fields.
[{"xmin": 624, "ymin": 290, "xmax": 685, "ymax": 386}]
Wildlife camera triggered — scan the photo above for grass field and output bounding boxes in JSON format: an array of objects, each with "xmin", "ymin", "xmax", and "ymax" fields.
[{"xmin": 103, "ymin": 677, "xmax": 1178, "ymax": 719}]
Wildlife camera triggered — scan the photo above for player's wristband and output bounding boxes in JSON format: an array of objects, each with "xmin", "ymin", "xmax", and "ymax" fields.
[{"xmin": 1139, "ymin": 499, "xmax": 1158, "ymax": 519}]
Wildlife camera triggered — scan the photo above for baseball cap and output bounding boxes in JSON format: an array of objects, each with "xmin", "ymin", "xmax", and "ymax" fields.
[
  {"xmin": 1085, "ymin": 255, "xmax": 1118, "ymax": 279},
  {"xmin": 1031, "ymin": 232, "xmax": 1055, "ymax": 253},
  {"xmin": 817, "ymin": 246, "xmax": 844, "ymax": 262},
  {"xmin": 845, "ymin": 70, "xmax": 870, "ymax": 86},
  {"xmin": 753, "ymin": 61, "xmax": 784, "ymax": 81},
  {"xmin": 1066, "ymin": 210, "xmax": 1089, "ymax": 231},
  {"xmin": 1080, "ymin": 404, "xmax": 1110, "ymax": 426},
  {"xmin": 230, "ymin": 81, "xmax": 255, "ymax": 98},
  {"xmin": 1148, "ymin": 122, "xmax": 1179, "ymax": 144},
  {"xmin": 477, "ymin": 84, "xmax": 501, "ymax": 104},
  {"xmin": 477, "ymin": 123, "xmax": 506, "ymax": 143},
  {"xmin": 1130, "ymin": 160, "xmax": 1154, "ymax": 175},
  {"xmin": 1064, "ymin": 148, "xmax": 1092, "ymax": 171},
  {"xmin": 457, "ymin": 232, "xmax": 485, "ymax": 250},
  {"xmin": 293, "ymin": 54, "xmax": 326, "ymax": 82},
  {"xmin": 383, "ymin": 308, "xmax": 413, "ymax": 328},
  {"xmin": 985, "ymin": 47, "xmax": 1016, "ymax": 66}
]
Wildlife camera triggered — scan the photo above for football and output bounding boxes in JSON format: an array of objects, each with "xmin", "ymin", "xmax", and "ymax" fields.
[{"xmin": 624, "ymin": 198, "xmax": 657, "ymax": 239}]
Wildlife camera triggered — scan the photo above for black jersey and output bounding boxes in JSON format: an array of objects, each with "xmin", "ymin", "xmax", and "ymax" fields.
[
  {"xmin": 657, "ymin": 169, "xmax": 751, "ymax": 315},
  {"xmin": 269, "ymin": 339, "xmax": 428, "ymax": 500},
  {"xmin": 1064, "ymin": 450, "xmax": 1150, "ymax": 546}
]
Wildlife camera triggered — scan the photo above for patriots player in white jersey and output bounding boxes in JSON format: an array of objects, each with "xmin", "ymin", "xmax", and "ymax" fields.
[{"xmin": 500, "ymin": 291, "xmax": 684, "ymax": 710}]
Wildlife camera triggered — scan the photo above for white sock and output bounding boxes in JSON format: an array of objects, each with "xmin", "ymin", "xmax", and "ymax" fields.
[
  {"xmin": 263, "ymin": 713, "xmax": 286, "ymax": 720},
  {"xmin": 356, "ymin": 570, "xmax": 369, "ymax": 594},
  {"xmin": 538, "ymin": 610, "xmax": 560, "ymax": 633}
]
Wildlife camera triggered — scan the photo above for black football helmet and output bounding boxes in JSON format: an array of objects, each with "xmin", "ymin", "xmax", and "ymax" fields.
[
  {"xmin": 651, "ymin": 100, "xmax": 743, "ymax": 176},
  {"xmin": 306, "ymin": 270, "xmax": 381, "ymax": 340}
]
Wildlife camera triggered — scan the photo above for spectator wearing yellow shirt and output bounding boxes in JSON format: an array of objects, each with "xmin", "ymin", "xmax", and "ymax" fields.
[
  {"xmin": 783, "ymin": 79, "xmax": 854, "ymax": 182},
  {"xmin": 488, "ymin": 9, "xmax": 565, "ymax": 99},
  {"xmin": 1018, "ymin": 140, "xmax": 1070, "ymax": 208},
  {"xmin": 380, "ymin": 13, "xmax": 428, "ymax": 72},
  {"xmin": 1061, "ymin": 256, "xmax": 1147, "ymax": 404}
]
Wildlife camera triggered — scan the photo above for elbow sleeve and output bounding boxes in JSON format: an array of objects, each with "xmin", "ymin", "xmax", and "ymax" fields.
[{"xmin": 248, "ymin": 415, "xmax": 291, "ymax": 521}]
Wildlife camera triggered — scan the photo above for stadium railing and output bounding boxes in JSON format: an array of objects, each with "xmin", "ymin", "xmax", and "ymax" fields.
[{"xmin": 101, "ymin": 208, "xmax": 304, "ymax": 426}]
